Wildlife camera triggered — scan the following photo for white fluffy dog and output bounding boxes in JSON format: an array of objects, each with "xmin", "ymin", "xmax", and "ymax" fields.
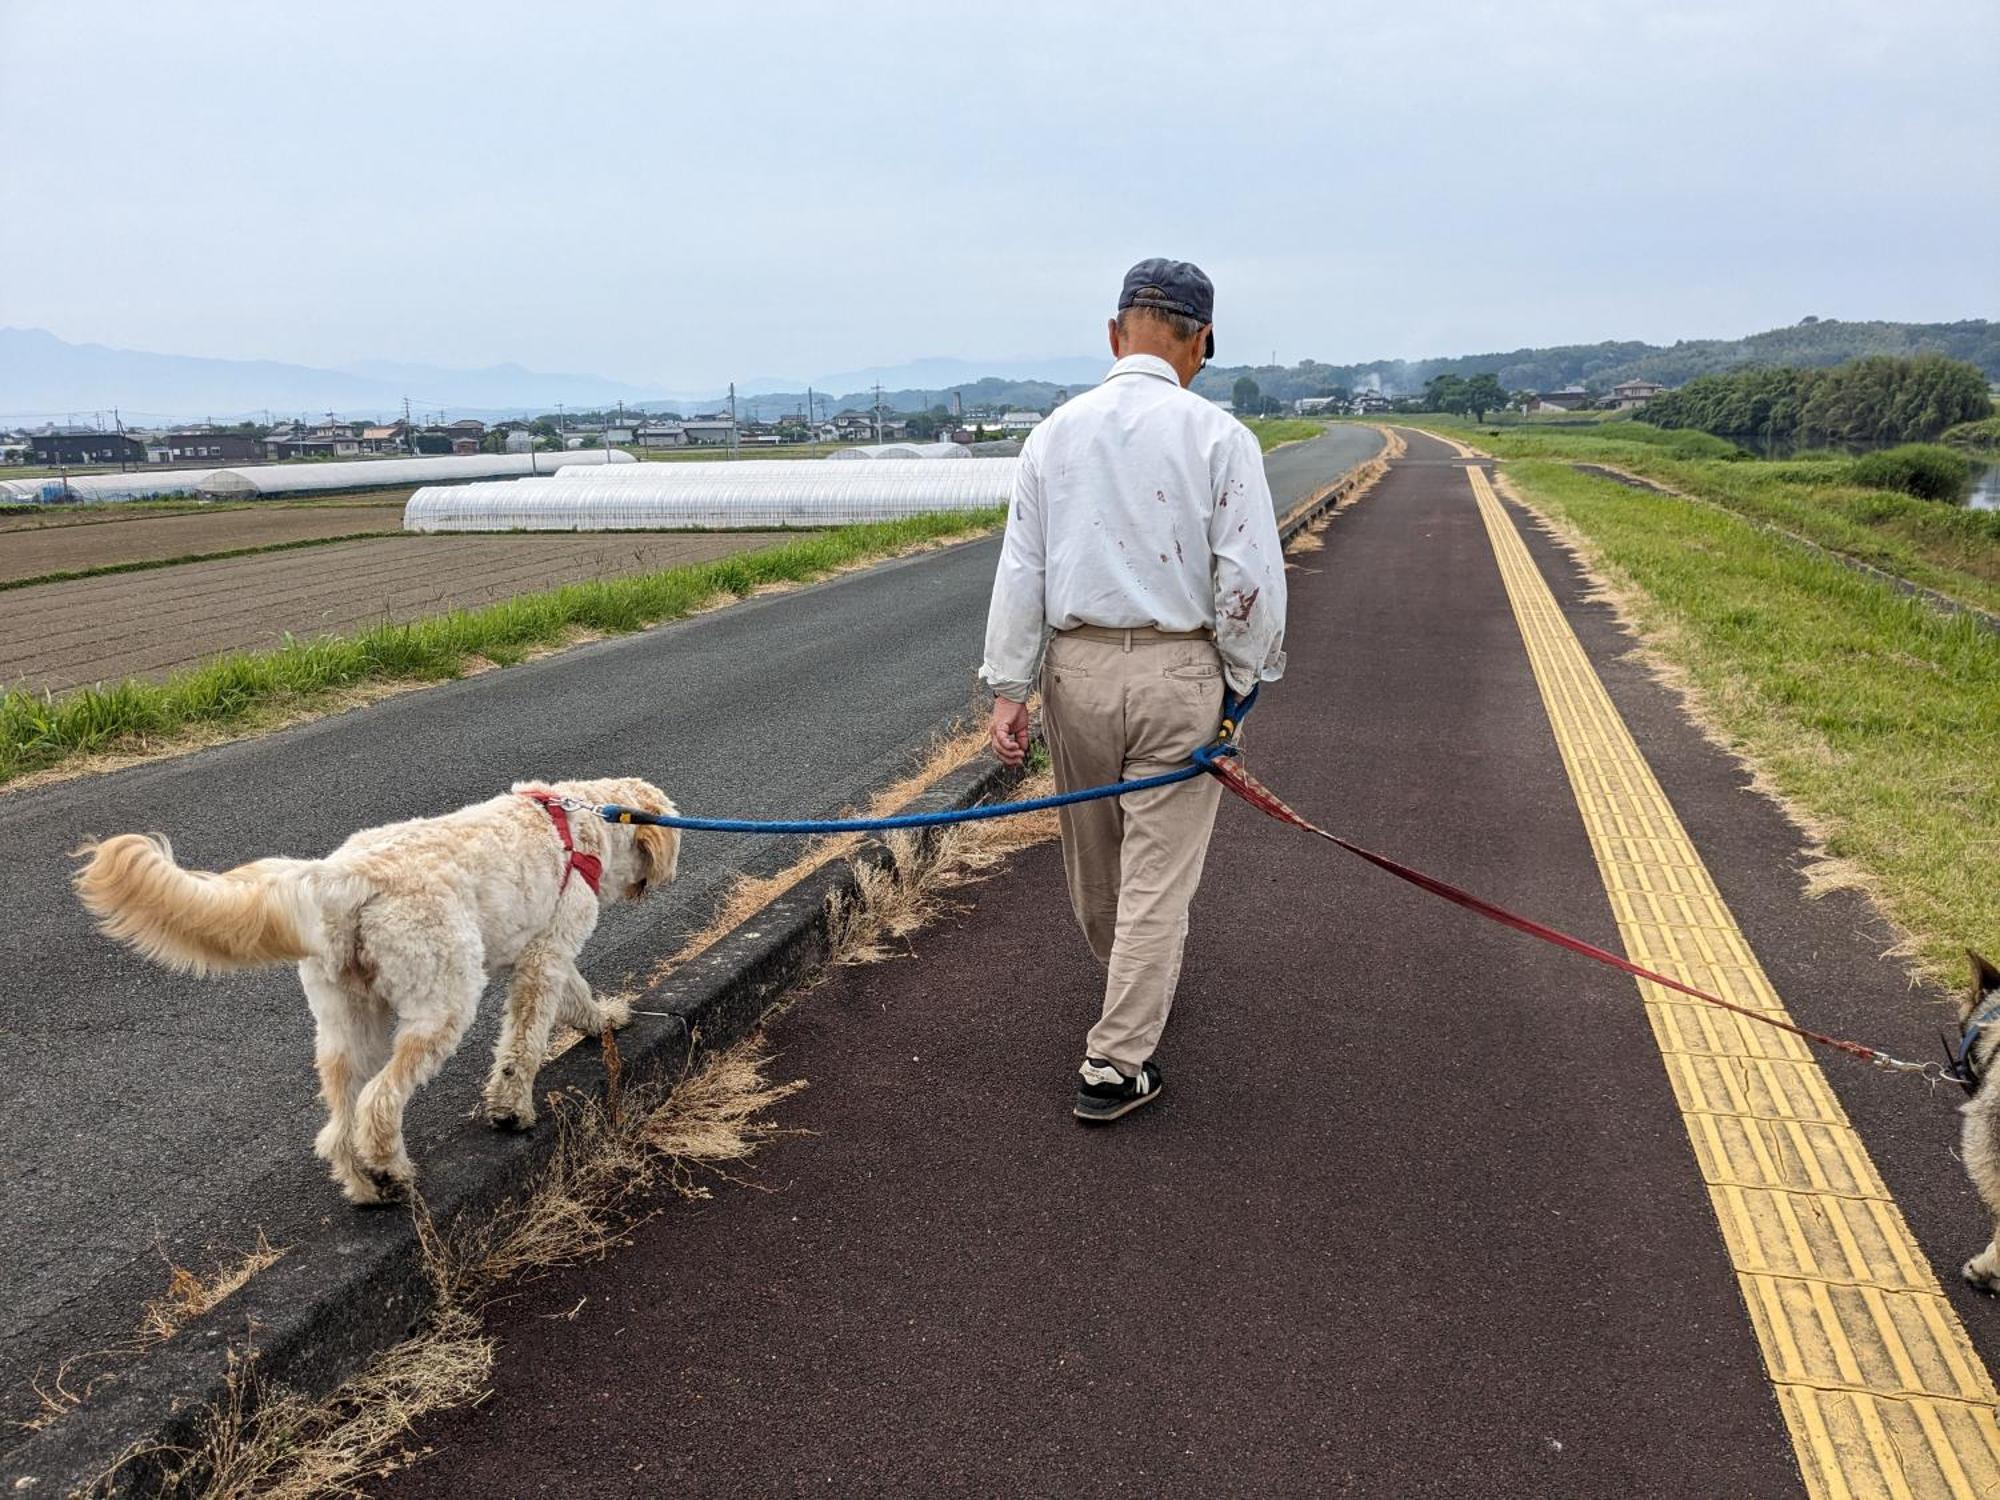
[{"xmin": 72, "ymin": 778, "xmax": 679, "ymax": 1205}]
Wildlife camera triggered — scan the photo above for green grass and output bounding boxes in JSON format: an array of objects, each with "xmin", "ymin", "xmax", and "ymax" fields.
[
  {"xmin": 1499, "ymin": 459, "xmax": 2000, "ymax": 981},
  {"xmin": 1942, "ymin": 415, "xmax": 2000, "ymax": 452},
  {"xmin": 0, "ymin": 509, "xmax": 1002, "ymax": 787},
  {"xmin": 1413, "ymin": 415, "xmax": 2000, "ymax": 616},
  {"xmin": 1241, "ymin": 418, "xmax": 1325, "ymax": 453}
]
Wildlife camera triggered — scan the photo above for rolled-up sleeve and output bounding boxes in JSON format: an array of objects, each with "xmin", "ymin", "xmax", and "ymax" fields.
[
  {"xmin": 977, "ymin": 442, "xmax": 1047, "ymax": 702},
  {"xmin": 1208, "ymin": 426, "xmax": 1288, "ymax": 694}
]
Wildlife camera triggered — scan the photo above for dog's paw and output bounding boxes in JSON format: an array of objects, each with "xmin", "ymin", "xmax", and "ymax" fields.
[
  {"xmin": 598, "ymin": 993, "xmax": 633, "ymax": 1031},
  {"xmin": 336, "ymin": 1161, "xmax": 410, "ymax": 1207},
  {"xmin": 484, "ymin": 1095, "xmax": 538, "ymax": 1132},
  {"xmin": 1964, "ymin": 1254, "xmax": 2000, "ymax": 1294}
]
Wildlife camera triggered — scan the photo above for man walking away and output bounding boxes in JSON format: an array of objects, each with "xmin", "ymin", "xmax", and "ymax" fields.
[{"xmin": 980, "ymin": 258, "xmax": 1288, "ymax": 1123}]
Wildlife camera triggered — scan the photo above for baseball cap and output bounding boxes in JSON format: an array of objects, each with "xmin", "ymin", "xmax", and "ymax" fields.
[{"xmin": 1118, "ymin": 258, "xmax": 1216, "ymax": 360}]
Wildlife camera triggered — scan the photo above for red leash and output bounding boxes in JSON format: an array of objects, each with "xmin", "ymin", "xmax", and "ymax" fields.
[{"xmin": 1207, "ymin": 757, "xmax": 1938, "ymax": 1079}]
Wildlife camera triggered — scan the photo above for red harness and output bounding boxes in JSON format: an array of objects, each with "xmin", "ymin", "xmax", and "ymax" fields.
[{"xmin": 522, "ymin": 792, "xmax": 603, "ymax": 897}]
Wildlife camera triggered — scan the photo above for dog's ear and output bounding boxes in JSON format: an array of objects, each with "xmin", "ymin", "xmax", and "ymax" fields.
[
  {"xmin": 1974, "ymin": 950, "xmax": 2000, "ymax": 1003},
  {"xmin": 629, "ymin": 823, "xmax": 680, "ymax": 898}
]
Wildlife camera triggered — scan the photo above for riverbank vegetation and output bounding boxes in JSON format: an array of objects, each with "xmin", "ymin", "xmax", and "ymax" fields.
[
  {"xmin": 1943, "ymin": 415, "xmax": 2000, "ymax": 452},
  {"xmin": 1402, "ymin": 416, "xmax": 2000, "ymax": 618},
  {"xmin": 1641, "ymin": 354, "xmax": 1990, "ymax": 448},
  {"xmin": 1485, "ymin": 457, "xmax": 1998, "ymax": 983}
]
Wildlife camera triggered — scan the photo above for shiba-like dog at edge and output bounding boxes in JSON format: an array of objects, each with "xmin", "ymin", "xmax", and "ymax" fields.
[
  {"xmin": 72, "ymin": 778, "xmax": 678, "ymax": 1206},
  {"xmin": 1954, "ymin": 951, "xmax": 2000, "ymax": 1290}
]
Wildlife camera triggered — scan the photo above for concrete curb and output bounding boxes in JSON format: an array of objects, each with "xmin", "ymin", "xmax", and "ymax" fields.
[
  {"xmin": 3, "ymin": 752, "xmax": 1024, "ymax": 1499},
  {"xmin": 7, "ymin": 436, "xmax": 1384, "ymax": 1497}
]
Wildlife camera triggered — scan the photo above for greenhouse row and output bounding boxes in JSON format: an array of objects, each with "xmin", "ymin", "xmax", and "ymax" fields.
[
  {"xmin": 404, "ymin": 456, "xmax": 1021, "ymax": 531},
  {"xmin": 0, "ymin": 449, "xmax": 633, "ymax": 505}
]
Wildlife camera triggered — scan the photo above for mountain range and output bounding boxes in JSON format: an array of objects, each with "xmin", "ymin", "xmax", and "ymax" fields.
[{"xmin": 5, "ymin": 319, "xmax": 1994, "ymax": 429}]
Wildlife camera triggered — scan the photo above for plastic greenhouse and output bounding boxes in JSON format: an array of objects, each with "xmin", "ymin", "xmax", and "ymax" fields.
[
  {"xmin": 0, "ymin": 450, "xmax": 633, "ymax": 506},
  {"xmin": 196, "ymin": 449, "xmax": 632, "ymax": 498},
  {"xmin": 0, "ymin": 471, "xmax": 217, "ymax": 503},
  {"xmin": 403, "ymin": 457, "xmax": 1020, "ymax": 532},
  {"xmin": 824, "ymin": 442, "xmax": 971, "ymax": 460}
]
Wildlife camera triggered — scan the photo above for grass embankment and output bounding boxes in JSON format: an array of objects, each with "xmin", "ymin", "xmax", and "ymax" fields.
[
  {"xmin": 1242, "ymin": 417, "xmax": 1325, "ymax": 453},
  {"xmin": 1416, "ymin": 415, "xmax": 2000, "ymax": 617},
  {"xmin": 0, "ymin": 509, "xmax": 1002, "ymax": 788},
  {"xmin": 1488, "ymin": 457, "xmax": 1999, "ymax": 982}
]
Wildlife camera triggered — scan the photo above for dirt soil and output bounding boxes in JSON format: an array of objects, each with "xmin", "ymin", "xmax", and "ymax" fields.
[
  {"xmin": 0, "ymin": 496, "xmax": 413, "ymax": 581},
  {"xmin": 0, "ymin": 531, "xmax": 812, "ymax": 694}
]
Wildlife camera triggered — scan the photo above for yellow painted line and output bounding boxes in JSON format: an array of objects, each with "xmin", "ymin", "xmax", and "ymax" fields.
[{"xmin": 1465, "ymin": 462, "xmax": 2000, "ymax": 1497}]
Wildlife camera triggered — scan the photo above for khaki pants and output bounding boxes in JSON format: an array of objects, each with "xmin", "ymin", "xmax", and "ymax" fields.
[{"xmin": 1041, "ymin": 627, "xmax": 1224, "ymax": 1074}]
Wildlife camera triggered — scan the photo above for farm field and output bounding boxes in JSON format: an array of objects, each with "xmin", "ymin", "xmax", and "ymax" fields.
[
  {"xmin": 0, "ymin": 494, "xmax": 412, "ymax": 582},
  {"xmin": 0, "ymin": 530, "xmax": 809, "ymax": 694}
]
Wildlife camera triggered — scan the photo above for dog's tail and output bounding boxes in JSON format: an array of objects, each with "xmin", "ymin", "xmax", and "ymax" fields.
[{"xmin": 72, "ymin": 833, "xmax": 325, "ymax": 975}]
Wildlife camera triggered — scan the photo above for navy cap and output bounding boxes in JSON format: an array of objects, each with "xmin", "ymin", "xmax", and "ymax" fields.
[{"xmin": 1118, "ymin": 258, "xmax": 1216, "ymax": 360}]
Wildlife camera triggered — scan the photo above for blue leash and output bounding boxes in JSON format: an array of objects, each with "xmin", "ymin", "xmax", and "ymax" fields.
[{"xmin": 588, "ymin": 687, "xmax": 1258, "ymax": 836}]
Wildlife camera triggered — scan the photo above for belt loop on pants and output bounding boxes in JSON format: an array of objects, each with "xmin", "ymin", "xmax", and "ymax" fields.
[{"xmin": 1059, "ymin": 623, "xmax": 1215, "ymax": 652}]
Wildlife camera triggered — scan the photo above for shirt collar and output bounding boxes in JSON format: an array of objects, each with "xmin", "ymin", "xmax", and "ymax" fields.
[{"xmin": 1106, "ymin": 353, "xmax": 1182, "ymax": 386}]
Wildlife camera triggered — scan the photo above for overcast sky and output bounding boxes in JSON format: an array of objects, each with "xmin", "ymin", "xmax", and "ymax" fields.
[{"xmin": 3, "ymin": 0, "xmax": 1994, "ymax": 389}]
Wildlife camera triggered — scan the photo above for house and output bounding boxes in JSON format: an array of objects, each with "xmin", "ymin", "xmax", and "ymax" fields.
[
  {"xmin": 1348, "ymin": 391, "xmax": 1392, "ymax": 415},
  {"xmin": 359, "ymin": 423, "xmax": 407, "ymax": 455},
  {"xmin": 1293, "ymin": 396, "xmax": 1343, "ymax": 415},
  {"xmin": 635, "ymin": 423, "xmax": 688, "ymax": 449},
  {"xmin": 1604, "ymin": 377, "xmax": 1667, "ymax": 411},
  {"xmin": 830, "ymin": 409, "xmax": 878, "ymax": 442},
  {"xmin": 267, "ymin": 420, "xmax": 367, "ymax": 459},
  {"xmin": 997, "ymin": 411, "xmax": 1042, "ymax": 433},
  {"xmin": 1528, "ymin": 385, "xmax": 1592, "ymax": 414},
  {"xmin": 144, "ymin": 429, "xmax": 263, "ymax": 464},
  {"xmin": 503, "ymin": 429, "xmax": 537, "ymax": 453},
  {"xmin": 682, "ymin": 418, "xmax": 737, "ymax": 446},
  {"xmin": 31, "ymin": 427, "xmax": 148, "ymax": 466}
]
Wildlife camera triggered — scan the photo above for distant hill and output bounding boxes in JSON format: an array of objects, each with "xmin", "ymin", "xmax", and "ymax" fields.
[
  {"xmin": 6, "ymin": 318, "xmax": 1992, "ymax": 428},
  {"xmin": 0, "ymin": 328, "xmax": 662, "ymax": 425},
  {"xmin": 1190, "ymin": 318, "xmax": 2000, "ymax": 404}
]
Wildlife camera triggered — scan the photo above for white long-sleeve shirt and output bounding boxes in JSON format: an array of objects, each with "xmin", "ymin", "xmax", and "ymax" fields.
[{"xmin": 978, "ymin": 353, "xmax": 1288, "ymax": 701}]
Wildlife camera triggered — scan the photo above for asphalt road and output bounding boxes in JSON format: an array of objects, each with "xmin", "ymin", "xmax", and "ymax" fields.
[
  {"xmin": 369, "ymin": 431, "xmax": 1999, "ymax": 1497},
  {"xmin": 0, "ymin": 423, "xmax": 1381, "ymax": 1422}
]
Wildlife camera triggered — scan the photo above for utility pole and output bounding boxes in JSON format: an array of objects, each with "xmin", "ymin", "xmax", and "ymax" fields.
[
  {"xmin": 402, "ymin": 395, "xmax": 413, "ymax": 455},
  {"xmin": 872, "ymin": 383, "xmax": 883, "ymax": 443},
  {"xmin": 728, "ymin": 382, "xmax": 739, "ymax": 459},
  {"xmin": 113, "ymin": 408, "xmax": 126, "ymax": 472}
]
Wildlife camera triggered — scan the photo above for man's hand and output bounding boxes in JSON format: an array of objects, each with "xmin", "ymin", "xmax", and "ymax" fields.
[{"xmin": 989, "ymin": 696, "xmax": 1031, "ymax": 767}]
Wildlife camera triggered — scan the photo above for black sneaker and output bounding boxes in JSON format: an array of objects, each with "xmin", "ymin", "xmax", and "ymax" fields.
[{"xmin": 1073, "ymin": 1057, "xmax": 1163, "ymax": 1122}]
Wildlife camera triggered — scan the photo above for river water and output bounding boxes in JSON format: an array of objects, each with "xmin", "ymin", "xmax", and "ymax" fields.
[{"xmin": 1970, "ymin": 462, "xmax": 1999, "ymax": 511}]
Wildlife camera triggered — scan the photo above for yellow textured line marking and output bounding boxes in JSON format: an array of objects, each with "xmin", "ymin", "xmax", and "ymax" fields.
[{"xmin": 1465, "ymin": 462, "xmax": 1998, "ymax": 1496}]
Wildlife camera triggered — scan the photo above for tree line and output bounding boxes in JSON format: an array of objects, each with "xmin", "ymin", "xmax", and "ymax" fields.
[
  {"xmin": 1186, "ymin": 318, "xmax": 2000, "ymax": 407},
  {"xmin": 1640, "ymin": 354, "xmax": 1992, "ymax": 447}
]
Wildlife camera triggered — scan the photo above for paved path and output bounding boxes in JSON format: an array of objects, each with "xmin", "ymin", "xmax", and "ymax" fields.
[
  {"xmin": 371, "ymin": 431, "xmax": 2000, "ymax": 1497},
  {"xmin": 0, "ymin": 425, "xmax": 1380, "ymax": 1426}
]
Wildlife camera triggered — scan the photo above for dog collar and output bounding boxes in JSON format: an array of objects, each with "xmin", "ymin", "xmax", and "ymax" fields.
[{"xmin": 1945, "ymin": 993, "xmax": 2000, "ymax": 1095}]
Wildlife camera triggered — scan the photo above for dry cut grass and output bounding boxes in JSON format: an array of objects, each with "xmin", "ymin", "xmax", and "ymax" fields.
[
  {"xmin": 117, "ymin": 1038, "xmax": 805, "ymax": 1499},
  {"xmin": 19, "ymin": 1235, "xmax": 289, "ymax": 1436}
]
